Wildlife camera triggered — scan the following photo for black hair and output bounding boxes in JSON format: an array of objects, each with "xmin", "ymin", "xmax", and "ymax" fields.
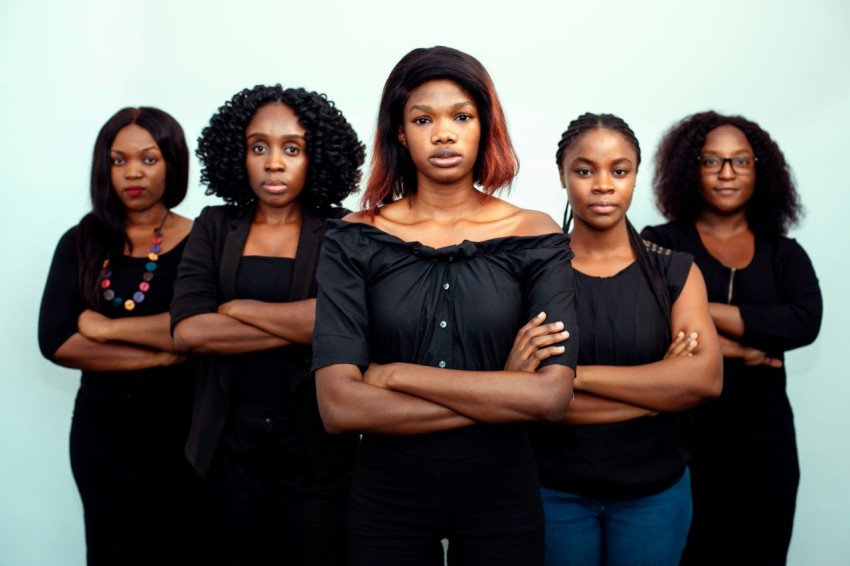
[
  {"xmin": 78, "ymin": 107, "xmax": 189, "ymax": 306},
  {"xmin": 196, "ymin": 85, "xmax": 365, "ymax": 212},
  {"xmin": 653, "ymin": 110, "xmax": 801, "ymax": 236},
  {"xmin": 556, "ymin": 112, "xmax": 672, "ymax": 329}
]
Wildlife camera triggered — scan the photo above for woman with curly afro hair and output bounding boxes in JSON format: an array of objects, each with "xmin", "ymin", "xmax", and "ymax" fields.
[
  {"xmin": 642, "ymin": 111, "xmax": 823, "ymax": 565},
  {"xmin": 171, "ymin": 84, "xmax": 364, "ymax": 565}
]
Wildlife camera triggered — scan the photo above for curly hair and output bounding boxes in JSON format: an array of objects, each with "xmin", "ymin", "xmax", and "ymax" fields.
[
  {"xmin": 196, "ymin": 85, "xmax": 365, "ymax": 211},
  {"xmin": 653, "ymin": 111, "xmax": 801, "ymax": 236},
  {"xmin": 361, "ymin": 46, "xmax": 518, "ymax": 213}
]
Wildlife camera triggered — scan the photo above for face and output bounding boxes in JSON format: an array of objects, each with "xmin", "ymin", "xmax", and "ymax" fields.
[
  {"xmin": 244, "ymin": 103, "xmax": 309, "ymax": 210},
  {"xmin": 398, "ymin": 79, "xmax": 481, "ymax": 188},
  {"xmin": 698, "ymin": 125, "xmax": 756, "ymax": 215},
  {"xmin": 560, "ymin": 128, "xmax": 637, "ymax": 232},
  {"xmin": 110, "ymin": 124, "xmax": 167, "ymax": 212}
]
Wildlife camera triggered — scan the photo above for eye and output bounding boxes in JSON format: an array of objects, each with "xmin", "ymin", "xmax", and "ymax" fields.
[
  {"xmin": 701, "ymin": 156, "xmax": 719, "ymax": 167},
  {"xmin": 142, "ymin": 156, "xmax": 158, "ymax": 165},
  {"xmin": 250, "ymin": 144, "xmax": 268, "ymax": 155},
  {"xmin": 413, "ymin": 116, "xmax": 431, "ymax": 125},
  {"xmin": 574, "ymin": 168, "xmax": 592, "ymax": 177},
  {"xmin": 284, "ymin": 145, "xmax": 301, "ymax": 156},
  {"xmin": 733, "ymin": 157, "xmax": 751, "ymax": 167},
  {"xmin": 111, "ymin": 156, "xmax": 125, "ymax": 166},
  {"xmin": 613, "ymin": 168, "xmax": 630, "ymax": 177},
  {"xmin": 455, "ymin": 113, "xmax": 474, "ymax": 122}
]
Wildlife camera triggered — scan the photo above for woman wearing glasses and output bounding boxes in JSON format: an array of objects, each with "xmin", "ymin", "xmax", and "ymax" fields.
[{"xmin": 642, "ymin": 111, "xmax": 822, "ymax": 566}]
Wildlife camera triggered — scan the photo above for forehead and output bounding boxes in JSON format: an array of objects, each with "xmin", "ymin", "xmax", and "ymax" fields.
[
  {"xmin": 246, "ymin": 103, "xmax": 306, "ymax": 134},
  {"xmin": 703, "ymin": 125, "xmax": 752, "ymax": 151},
  {"xmin": 405, "ymin": 79, "xmax": 475, "ymax": 108},
  {"xmin": 111, "ymin": 124, "xmax": 158, "ymax": 151},
  {"xmin": 567, "ymin": 128, "xmax": 637, "ymax": 160}
]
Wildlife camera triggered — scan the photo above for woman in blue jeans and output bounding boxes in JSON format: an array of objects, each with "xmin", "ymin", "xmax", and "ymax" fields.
[{"xmin": 517, "ymin": 113, "xmax": 722, "ymax": 565}]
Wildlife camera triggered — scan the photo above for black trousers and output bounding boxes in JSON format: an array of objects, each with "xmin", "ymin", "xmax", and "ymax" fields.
[
  {"xmin": 70, "ymin": 382, "xmax": 207, "ymax": 566},
  {"xmin": 681, "ymin": 434, "xmax": 799, "ymax": 566},
  {"xmin": 201, "ymin": 402, "xmax": 351, "ymax": 566},
  {"xmin": 348, "ymin": 437, "xmax": 545, "ymax": 566}
]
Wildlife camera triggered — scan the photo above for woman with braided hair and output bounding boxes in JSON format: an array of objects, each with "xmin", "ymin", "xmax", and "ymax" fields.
[
  {"xmin": 170, "ymin": 84, "xmax": 364, "ymax": 564},
  {"xmin": 642, "ymin": 111, "xmax": 823, "ymax": 565},
  {"xmin": 522, "ymin": 112, "xmax": 722, "ymax": 565}
]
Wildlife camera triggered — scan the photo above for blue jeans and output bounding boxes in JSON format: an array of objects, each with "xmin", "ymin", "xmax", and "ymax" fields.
[{"xmin": 541, "ymin": 469, "xmax": 692, "ymax": 566}]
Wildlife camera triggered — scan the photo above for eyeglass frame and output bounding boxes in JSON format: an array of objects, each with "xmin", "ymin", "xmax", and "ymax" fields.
[{"xmin": 697, "ymin": 154, "xmax": 758, "ymax": 174}]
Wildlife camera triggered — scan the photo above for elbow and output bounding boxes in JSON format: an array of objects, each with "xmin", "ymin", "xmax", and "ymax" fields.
[
  {"xmin": 172, "ymin": 322, "xmax": 203, "ymax": 354},
  {"xmin": 688, "ymin": 357, "xmax": 723, "ymax": 405},
  {"xmin": 536, "ymin": 368, "xmax": 575, "ymax": 423},
  {"xmin": 317, "ymin": 402, "xmax": 359, "ymax": 435}
]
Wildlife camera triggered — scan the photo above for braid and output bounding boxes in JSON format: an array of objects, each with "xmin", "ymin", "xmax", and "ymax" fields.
[{"xmin": 557, "ymin": 112, "xmax": 670, "ymax": 331}]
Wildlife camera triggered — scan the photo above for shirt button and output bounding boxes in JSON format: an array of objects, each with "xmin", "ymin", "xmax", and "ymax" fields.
[
  {"xmin": 438, "ymin": 361, "xmax": 446, "ymax": 368},
  {"xmin": 439, "ymin": 321, "xmax": 447, "ymax": 328},
  {"xmin": 443, "ymin": 283, "xmax": 450, "ymax": 290},
  {"xmin": 448, "ymin": 256, "xmax": 454, "ymax": 262},
  {"xmin": 265, "ymin": 417, "xmax": 273, "ymax": 424}
]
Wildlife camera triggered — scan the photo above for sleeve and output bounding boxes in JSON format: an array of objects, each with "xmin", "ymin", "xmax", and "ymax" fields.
[
  {"xmin": 739, "ymin": 238, "xmax": 822, "ymax": 353},
  {"xmin": 665, "ymin": 251, "xmax": 694, "ymax": 304},
  {"xmin": 521, "ymin": 235, "xmax": 579, "ymax": 371},
  {"xmin": 38, "ymin": 228, "xmax": 87, "ymax": 361},
  {"xmin": 311, "ymin": 229, "xmax": 371, "ymax": 372},
  {"xmin": 640, "ymin": 224, "xmax": 675, "ymax": 249},
  {"xmin": 170, "ymin": 207, "xmax": 222, "ymax": 332}
]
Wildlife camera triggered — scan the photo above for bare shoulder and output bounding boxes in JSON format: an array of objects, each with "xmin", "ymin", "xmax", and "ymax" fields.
[
  {"xmin": 341, "ymin": 210, "xmax": 374, "ymax": 225},
  {"xmin": 509, "ymin": 208, "xmax": 563, "ymax": 237}
]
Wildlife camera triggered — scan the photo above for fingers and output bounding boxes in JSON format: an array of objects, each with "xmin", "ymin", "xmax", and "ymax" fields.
[{"xmin": 666, "ymin": 331, "xmax": 698, "ymax": 358}]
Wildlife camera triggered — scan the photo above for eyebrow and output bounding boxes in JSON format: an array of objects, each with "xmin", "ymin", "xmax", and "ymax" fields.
[
  {"xmin": 570, "ymin": 156, "xmax": 634, "ymax": 166},
  {"xmin": 245, "ymin": 132, "xmax": 306, "ymax": 141},
  {"xmin": 700, "ymin": 149, "xmax": 751, "ymax": 155},
  {"xmin": 408, "ymin": 101, "xmax": 474, "ymax": 113},
  {"xmin": 110, "ymin": 146, "xmax": 158, "ymax": 154}
]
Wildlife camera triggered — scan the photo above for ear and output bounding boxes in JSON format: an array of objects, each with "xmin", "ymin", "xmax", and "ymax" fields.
[
  {"xmin": 397, "ymin": 126, "xmax": 408, "ymax": 148},
  {"xmin": 559, "ymin": 169, "xmax": 567, "ymax": 189}
]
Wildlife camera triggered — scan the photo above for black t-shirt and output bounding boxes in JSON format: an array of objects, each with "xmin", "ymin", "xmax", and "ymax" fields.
[
  {"xmin": 532, "ymin": 244, "xmax": 693, "ymax": 500},
  {"xmin": 312, "ymin": 220, "xmax": 579, "ymax": 459}
]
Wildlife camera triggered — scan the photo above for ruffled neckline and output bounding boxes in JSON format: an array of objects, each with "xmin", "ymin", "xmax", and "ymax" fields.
[{"xmin": 326, "ymin": 219, "xmax": 570, "ymax": 260}]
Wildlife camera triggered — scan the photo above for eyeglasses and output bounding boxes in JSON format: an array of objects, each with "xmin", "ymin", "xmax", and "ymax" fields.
[{"xmin": 698, "ymin": 155, "xmax": 758, "ymax": 174}]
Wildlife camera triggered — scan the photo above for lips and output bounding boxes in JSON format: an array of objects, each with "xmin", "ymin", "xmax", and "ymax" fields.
[
  {"xmin": 428, "ymin": 149, "xmax": 462, "ymax": 168},
  {"xmin": 712, "ymin": 187, "xmax": 740, "ymax": 197},
  {"xmin": 124, "ymin": 186, "xmax": 145, "ymax": 198},
  {"xmin": 262, "ymin": 180, "xmax": 288, "ymax": 194},
  {"xmin": 588, "ymin": 201, "xmax": 617, "ymax": 214}
]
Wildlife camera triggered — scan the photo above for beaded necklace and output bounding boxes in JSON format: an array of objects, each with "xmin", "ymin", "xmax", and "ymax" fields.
[{"xmin": 99, "ymin": 212, "xmax": 169, "ymax": 311}]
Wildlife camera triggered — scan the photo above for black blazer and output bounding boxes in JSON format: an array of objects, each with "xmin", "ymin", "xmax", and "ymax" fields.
[{"xmin": 171, "ymin": 204, "xmax": 357, "ymax": 478}]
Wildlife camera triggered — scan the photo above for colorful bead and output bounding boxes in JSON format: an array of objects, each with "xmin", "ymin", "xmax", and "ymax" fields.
[{"xmin": 99, "ymin": 213, "xmax": 168, "ymax": 311}]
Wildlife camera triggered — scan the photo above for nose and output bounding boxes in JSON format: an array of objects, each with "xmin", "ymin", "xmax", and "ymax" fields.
[
  {"xmin": 265, "ymin": 147, "xmax": 286, "ymax": 171},
  {"xmin": 718, "ymin": 159, "xmax": 736, "ymax": 179},
  {"xmin": 431, "ymin": 118, "xmax": 457, "ymax": 144},
  {"xmin": 592, "ymin": 173, "xmax": 615, "ymax": 193},
  {"xmin": 125, "ymin": 160, "xmax": 143, "ymax": 179}
]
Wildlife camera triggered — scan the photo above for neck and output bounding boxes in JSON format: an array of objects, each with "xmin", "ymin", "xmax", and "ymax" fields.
[
  {"xmin": 570, "ymin": 218, "xmax": 633, "ymax": 260},
  {"xmin": 255, "ymin": 201, "xmax": 303, "ymax": 225},
  {"xmin": 408, "ymin": 175, "xmax": 484, "ymax": 222},
  {"xmin": 696, "ymin": 208, "xmax": 749, "ymax": 236},
  {"xmin": 124, "ymin": 204, "xmax": 169, "ymax": 230}
]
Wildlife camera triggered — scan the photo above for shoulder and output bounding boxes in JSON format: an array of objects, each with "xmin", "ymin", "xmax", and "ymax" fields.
[
  {"xmin": 640, "ymin": 221, "xmax": 691, "ymax": 247},
  {"xmin": 510, "ymin": 208, "xmax": 563, "ymax": 237},
  {"xmin": 643, "ymin": 239, "xmax": 694, "ymax": 285}
]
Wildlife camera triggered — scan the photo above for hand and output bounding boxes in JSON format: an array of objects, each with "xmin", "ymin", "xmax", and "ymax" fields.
[
  {"xmin": 665, "ymin": 331, "xmax": 698, "ymax": 359},
  {"xmin": 77, "ymin": 309, "xmax": 112, "ymax": 342},
  {"xmin": 718, "ymin": 336, "xmax": 783, "ymax": 368},
  {"xmin": 504, "ymin": 312, "xmax": 569, "ymax": 373}
]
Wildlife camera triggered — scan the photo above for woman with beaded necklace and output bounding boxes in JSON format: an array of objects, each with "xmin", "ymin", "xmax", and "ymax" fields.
[{"xmin": 38, "ymin": 107, "xmax": 200, "ymax": 565}]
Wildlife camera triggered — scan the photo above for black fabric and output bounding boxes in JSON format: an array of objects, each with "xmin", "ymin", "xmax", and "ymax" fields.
[
  {"xmin": 170, "ymin": 205, "xmax": 358, "ymax": 479},
  {"xmin": 232, "ymin": 257, "xmax": 295, "ymax": 408},
  {"xmin": 532, "ymin": 247, "xmax": 694, "ymax": 500},
  {"xmin": 38, "ymin": 227, "xmax": 203, "ymax": 565},
  {"xmin": 641, "ymin": 221, "xmax": 822, "ymax": 565},
  {"xmin": 312, "ymin": 220, "xmax": 578, "ymax": 562}
]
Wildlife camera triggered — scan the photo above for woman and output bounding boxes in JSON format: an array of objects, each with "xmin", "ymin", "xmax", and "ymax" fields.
[
  {"xmin": 38, "ymin": 107, "xmax": 200, "ymax": 565},
  {"xmin": 312, "ymin": 46, "xmax": 578, "ymax": 565},
  {"xmin": 642, "ymin": 111, "xmax": 822, "ymax": 565},
  {"xmin": 170, "ymin": 85, "xmax": 364, "ymax": 565},
  {"xmin": 522, "ymin": 113, "xmax": 722, "ymax": 566}
]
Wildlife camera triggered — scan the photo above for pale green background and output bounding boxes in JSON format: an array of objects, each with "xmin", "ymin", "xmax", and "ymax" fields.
[{"xmin": 1, "ymin": 0, "xmax": 848, "ymax": 564}]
